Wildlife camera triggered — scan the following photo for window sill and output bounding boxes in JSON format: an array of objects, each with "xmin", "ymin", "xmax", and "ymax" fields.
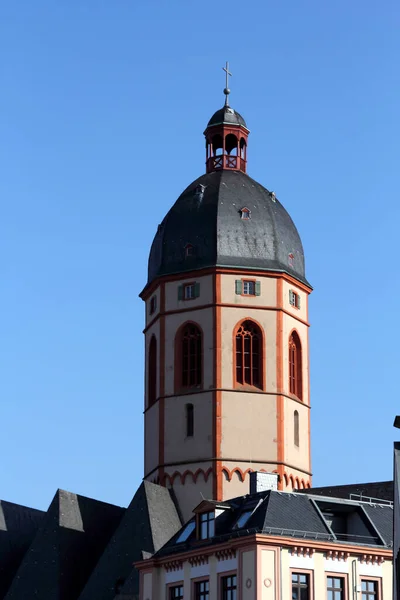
[{"xmin": 234, "ymin": 384, "xmax": 264, "ymax": 393}]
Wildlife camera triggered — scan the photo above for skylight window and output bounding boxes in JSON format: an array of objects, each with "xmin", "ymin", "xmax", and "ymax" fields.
[
  {"xmin": 233, "ymin": 510, "xmax": 253, "ymax": 530},
  {"xmin": 176, "ymin": 521, "xmax": 195, "ymax": 543}
]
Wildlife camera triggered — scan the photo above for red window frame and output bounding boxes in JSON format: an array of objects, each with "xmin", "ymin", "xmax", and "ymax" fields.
[
  {"xmin": 177, "ymin": 323, "xmax": 203, "ymax": 389},
  {"xmin": 234, "ymin": 320, "xmax": 263, "ymax": 389},
  {"xmin": 148, "ymin": 336, "xmax": 157, "ymax": 406},
  {"xmin": 289, "ymin": 330, "xmax": 302, "ymax": 400}
]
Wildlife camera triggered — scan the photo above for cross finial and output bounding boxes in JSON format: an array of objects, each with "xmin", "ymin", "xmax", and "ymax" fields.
[{"xmin": 222, "ymin": 61, "xmax": 232, "ymax": 106}]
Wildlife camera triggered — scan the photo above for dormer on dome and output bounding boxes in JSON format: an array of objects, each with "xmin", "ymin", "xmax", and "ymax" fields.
[{"xmin": 204, "ymin": 62, "xmax": 249, "ymax": 174}]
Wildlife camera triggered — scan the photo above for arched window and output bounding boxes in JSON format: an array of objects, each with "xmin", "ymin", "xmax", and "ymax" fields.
[
  {"xmin": 186, "ymin": 403, "xmax": 194, "ymax": 437},
  {"xmin": 148, "ymin": 336, "xmax": 157, "ymax": 406},
  {"xmin": 235, "ymin": 320, "xmax": 263, "ymax": 388},
  {"xmin": 179, "ymin": 323, "xmax": 202, "ymax": 388},
  {"xmin": 289, "ymin": 331, "xmax": 302, "ymax": 400},
  {"xmin": 294, "ymin": 410, "xmax": 299, "ymax": 447}
]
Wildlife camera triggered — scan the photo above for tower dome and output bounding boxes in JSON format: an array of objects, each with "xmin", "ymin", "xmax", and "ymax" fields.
[
  {"xmin": 147, "ymin": 72, "xmax": 309, "ymax": 287},
  {"xmin": 148, "ymin": 170, "xmax": 308, "ymax": 286}
]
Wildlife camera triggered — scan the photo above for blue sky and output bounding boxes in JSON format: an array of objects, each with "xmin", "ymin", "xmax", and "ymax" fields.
[{"xmin": 1, "ymin": 1, "xmax": 399, "ymax": 511}]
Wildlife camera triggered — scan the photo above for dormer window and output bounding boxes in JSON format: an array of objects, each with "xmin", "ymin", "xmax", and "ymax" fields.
[
  {"xmin": 199, "ymin": 511, "xmax": 215, "ymax": 539},
  {"xmin": 240, "ymin": 207, "xmax": 251, "ymax": 220}
]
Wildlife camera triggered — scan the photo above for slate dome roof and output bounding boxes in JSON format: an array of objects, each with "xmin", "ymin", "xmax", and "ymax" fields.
[
  {"xmin": 207, "ymin": 106, "xmax": 247, "ymax": 128},
  {"xmin": 147, "ymin": 170, "xmax": 309, "ymax": 286}
]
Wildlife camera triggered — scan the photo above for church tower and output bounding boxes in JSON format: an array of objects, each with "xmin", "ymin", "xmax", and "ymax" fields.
[{"xmin": 140, "ymin": 65, "xmax": 312, "ymax": 521}]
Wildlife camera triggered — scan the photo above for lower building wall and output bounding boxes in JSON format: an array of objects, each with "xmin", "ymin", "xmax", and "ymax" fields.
[{"xmin": 142, "ymin": 545, "xmax": 392, "ymax": 600}]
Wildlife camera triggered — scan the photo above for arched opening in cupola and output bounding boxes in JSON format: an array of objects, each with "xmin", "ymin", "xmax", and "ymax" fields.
[{"xmin": 225, "ymin": 133, "xmax": 238, "ymax": 156}]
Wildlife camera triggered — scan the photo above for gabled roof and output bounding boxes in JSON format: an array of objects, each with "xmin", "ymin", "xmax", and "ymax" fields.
[
  {"xmin": 0, "ymin": 500, "xmax": 44, "ymax": 599},
  {"xmin": 4, "ymin": 489, "xmax": 124, "ymax": 600},
  {"xmin": 77, "ymin": 481, "xmax": 181, "ymax": 600}
]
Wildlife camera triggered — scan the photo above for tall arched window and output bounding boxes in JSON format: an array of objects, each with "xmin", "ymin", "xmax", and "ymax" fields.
[
  {"xmin": 180, "ymin": 323, "xmax": 202, "ymax": 388},
  {"xmin": 289, "ymin": 331, "xmax": 302, "ymax": 400},
  {"xmin": 148, "ymin": 336, "xmax": 157, "ymax": 407},
  {"xmin": 235, "ymin": 320, "xmax": 263, "ymax": 388},
  {"xmin": 294, "ymin": 410, "xmax": 299, "ymax": 447}
]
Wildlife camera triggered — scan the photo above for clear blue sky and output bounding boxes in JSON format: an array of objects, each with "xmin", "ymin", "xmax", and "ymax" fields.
[{"xmin": 1, "ymin": 1, "xmax": 399, "ymax": 511}]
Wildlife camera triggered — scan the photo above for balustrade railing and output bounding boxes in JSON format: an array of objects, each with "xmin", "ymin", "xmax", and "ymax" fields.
[{"xmin": 206, "ymin": 155, "xmax": 246, "ymax": 172}]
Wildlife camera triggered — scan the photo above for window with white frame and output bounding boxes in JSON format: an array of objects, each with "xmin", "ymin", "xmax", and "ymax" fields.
[
  {"xmin": 199, "ymin": 511, "xmax": 215, "ymax": 539},
  {"xmin": 289, "ymin": 289, "xmax": 301, "ymax": 309}
]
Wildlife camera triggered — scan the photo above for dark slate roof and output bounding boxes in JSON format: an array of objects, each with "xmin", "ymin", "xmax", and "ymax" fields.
[
  {"xmin": 4, "ymin": 489, "xmax": 124, "ymax": 600},
  {"xmin": 299, "ymin": 481, "xmax": 394, "ymax": 503},
  {"xmin": 0, "ymin": 500, "xmax": 44, "ymax": 599},
  {"xmin": 155, "ymin": 490, "xmax": 393, "ymax": 559},
  {"xmin": 147, "ymin": 170, "xmax": 309, "ymax": 286},
  {"xmin": 207, "ymin": 106, "xmax": 247, "ymax": 128},
  {"xmin": 78, "ymin": 482, "xmax": 181, "ymax": 600}
]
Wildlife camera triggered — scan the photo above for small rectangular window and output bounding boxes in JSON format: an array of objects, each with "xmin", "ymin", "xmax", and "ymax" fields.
[
  {"xmin": 186, "ymin": 403, "xmax": 194, "ymax": 437},
  {"xmin": 179, "ymin": 282, "xmax": 200, "ymax": 301},
  {"xmin": 194, "ymin": 580, "xmax": 209, "ymax": 600},
  {"xmin": 361, "ymin": 580, "xmax": 378, "ymax": 600},
  {"xmin": 289, "ymin": 290, "xmax": 301, "ymax": 309},
  {"xmin": 243, "ymin": 280, "xmax": 256, "ymax": 295},
  {"xmin": 292, "ymin": 572, "xmax": 310, "ymax": 600},
  {"xmin": 149, "ymin": 295, "xmax": 157, "ymax": 315},
  {"xmin": 184, "ymin": 284, "xmax": 195, "ymax": 299},
  {"xmin": 327, "ymin": 576, "xmax": 345, "ymax": 600},
  {"xmin": 221, "ymin": 574, "xmax": 237, "ymax": 600},
  {"xmin": 198, "ymin": 511, "xmax": 215, "ymax": 539},
  {"xmin": 169, "ymin": 584, "xmax": 184, "ymax": 600}
]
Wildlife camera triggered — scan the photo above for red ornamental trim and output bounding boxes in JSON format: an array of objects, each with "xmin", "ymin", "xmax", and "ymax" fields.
[
  {"xmin": 164, "ymin": 560, "xmax": 183, "ymax": 572},
  {"xmin": 161, "ymin": 467, "xmax": 213, "ymax": 486},
  {"xmin": 189, "ymin": 555, "xmax": 209, "ymax": 567},
  {"xmin": 222, "ymin": 466, "xmax": 276, "ymax": 482},
  {"xmin": 216, "ymin": 549, "xmax": 236, "ymax": 561},
  {"xmin": 360, "ymin": 554, "xmax": 385, "ymax": 565},
  {"xmin": 326, "ymin": 550, "xmax": 350, "ymax": 562},
  {"xmin": 291, "ymin": 546, "xmax": 315, "ymax": 558}
]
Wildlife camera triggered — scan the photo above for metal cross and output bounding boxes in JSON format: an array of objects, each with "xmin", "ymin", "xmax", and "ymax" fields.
[{"xmin": 222, "ymin": 61, "xmax": 232, "ymax": 105}]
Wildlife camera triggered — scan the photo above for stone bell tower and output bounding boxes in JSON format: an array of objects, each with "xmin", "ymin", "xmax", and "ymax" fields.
[{"xmin": 140, "ymin": 64, "xmax": 312, "ymax": 521}]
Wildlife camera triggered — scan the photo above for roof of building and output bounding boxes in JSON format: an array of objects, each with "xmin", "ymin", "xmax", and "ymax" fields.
[
  {"xmin": 4, "ymin": 489, "xmax": 124, "ymax": 600},
  {"xmin": 77, "ymin": 481, "xmax": 181, "ymax": 600},
  {"xmin": 299, "ymin": 481, "xmax": 394, "ymax": 503},
  {"xmin": 154, "ymin": 490, "xmax": 393, "ymax": 559},
  {"xmin": 207, "ymin": 106, "xmax": 247, "ymax": 128},
  {"xmin": 0, "ymin": 500, "xmax": 45, "ymax": 599},
  {"xmin": 147, "ymin": 170, "xmax": 309, "ymax": 287}
]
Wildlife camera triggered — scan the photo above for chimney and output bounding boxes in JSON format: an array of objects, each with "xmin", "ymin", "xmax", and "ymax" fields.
[{"xmin": 249, "ymin": 472, "xmax": 278, "ymax": 494}]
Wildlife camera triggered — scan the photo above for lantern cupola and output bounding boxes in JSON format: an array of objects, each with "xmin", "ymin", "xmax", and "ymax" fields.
[{"xmin": 204, "ymin": 62, "xmax": 249, "ymax": 174}]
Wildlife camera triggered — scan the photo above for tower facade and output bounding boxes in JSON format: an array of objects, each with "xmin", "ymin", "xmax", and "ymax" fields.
[{"xmin": 141, "ymin": 80, "xmax": 312, "ymax": 521}]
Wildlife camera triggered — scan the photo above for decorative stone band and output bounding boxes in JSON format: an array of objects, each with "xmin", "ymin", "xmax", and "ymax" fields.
[
  {"xmin": 164, "ymin": 560, "xmax": 184, "ymax": 573},
  {"xmin": 189, "ymin": 555, "xmax": 209, "ymax": 567},
  {"xmin": 325, "ymin": 550, "xmax": 350, "ymax": 562},
  {"xmin": 360, "ymin": 554, "xmax": 385, "ymax": 566},
  {"xmin": 216, "ymin": 548, "xmax": 237, "ymax": 561},
  {"xmin": 291, "ymin": 546, "xmax": 315, "ymax": 558}
]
